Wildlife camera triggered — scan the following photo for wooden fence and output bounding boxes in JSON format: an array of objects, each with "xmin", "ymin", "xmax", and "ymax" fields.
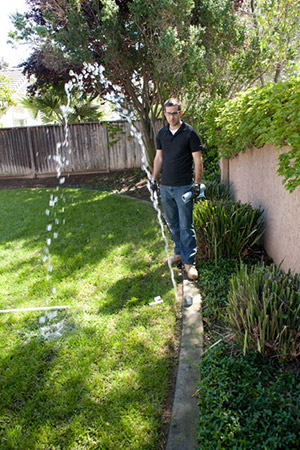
[{"xmin": 0, "ymin": 121, "xmax": 145, "ymax": 178}]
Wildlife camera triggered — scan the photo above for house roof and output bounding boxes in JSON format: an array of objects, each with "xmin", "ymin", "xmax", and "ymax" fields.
[{"xmin": 0, "ymin": 68, "xmax": 29, "ymax": 93}]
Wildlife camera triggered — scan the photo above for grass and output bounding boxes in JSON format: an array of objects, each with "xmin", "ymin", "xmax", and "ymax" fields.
[{"xmin": 0, "ymin": 188, "xmax": 178, "ymax": 450}]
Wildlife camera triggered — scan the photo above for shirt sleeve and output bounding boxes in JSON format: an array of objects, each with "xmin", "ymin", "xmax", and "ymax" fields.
[
  {"xmin": 189, "ymin": 129, "xmax": 203, "ymax": 153},
  {"xmin": 156, "ymin": 132, "xmax": 162, "ymax": 150}
]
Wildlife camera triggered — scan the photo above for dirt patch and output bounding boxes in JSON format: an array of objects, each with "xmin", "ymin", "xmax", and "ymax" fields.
[{"xmin": 0, "ymin": 169, "xmax": 151, "ymax": 202}]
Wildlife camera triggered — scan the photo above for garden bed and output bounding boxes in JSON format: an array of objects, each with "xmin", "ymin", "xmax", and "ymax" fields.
[{"xmin": 0, "ymin": 169, "xmax": 150, "ymax": 202}]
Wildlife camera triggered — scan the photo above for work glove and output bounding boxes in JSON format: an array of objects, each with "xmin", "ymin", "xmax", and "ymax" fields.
[
  {"xmin": 191, "ymin": 183, "xmax": 201, "ymax": 199},
  {"xmin": 150, "ymin": 179, "xmax": 159, "ymax": 195}
]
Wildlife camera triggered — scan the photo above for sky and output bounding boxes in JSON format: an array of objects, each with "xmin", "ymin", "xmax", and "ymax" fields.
[{"xmin": 0, "ymin": 0, "xmax": 31, "ymax": 68}]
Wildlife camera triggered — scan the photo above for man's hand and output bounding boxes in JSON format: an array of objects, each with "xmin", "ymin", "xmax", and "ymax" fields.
[
  {"xmin": 191, "ymin": 183, "xmax": 201, "ymax": 199},
  {"xmin": 151, "ymin": 179, "xmax": 159, "ymax": 195}
]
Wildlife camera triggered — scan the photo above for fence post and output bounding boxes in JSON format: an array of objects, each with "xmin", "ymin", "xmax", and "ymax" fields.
[
  {"xmin": 104, "ymin": 122, "xmax": 111, "ymax": 172},
  {"xmin": 26, "ymin": 127, "xmax": 36, "ymax": 178}
]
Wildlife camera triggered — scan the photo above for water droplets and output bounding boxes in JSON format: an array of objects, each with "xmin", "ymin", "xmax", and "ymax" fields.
[
  {"xmin": 65, "ymin": 62, "xmax": 178, "ymax": 299},
  {"xmin": 42, "ymin": 122, "xmax": 68, "ymax": 308}
]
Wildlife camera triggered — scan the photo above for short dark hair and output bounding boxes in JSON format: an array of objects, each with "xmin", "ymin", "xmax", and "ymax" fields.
[{"xmin": 163, "ymin": 98, "xmax": 181, "ymax": 111}]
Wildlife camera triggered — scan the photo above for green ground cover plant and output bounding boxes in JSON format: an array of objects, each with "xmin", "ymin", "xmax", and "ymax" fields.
[
  {"xmin": 0, "ymin": 188, "xmax": 178, "ymax": 450},
  {"xmin": 198, "ymin": 258, "xmax": 239, "ymax": 320},
  {"xmin": 197, "ymin": 257, "xmax": 300, "ymax": 450},
  {"xmin": 197, "ymin": 343, "xmax": 300, "ymax": 450},
  {"xmin": 196, "ymin": 179, "xmax": 299, "ymax": 449}
]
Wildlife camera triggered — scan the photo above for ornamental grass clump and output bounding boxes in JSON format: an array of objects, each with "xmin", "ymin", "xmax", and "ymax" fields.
[
  {"xmin": 202, "ymin": 179, "xmax": 231, "ymax": 201},
  {"xmin": 227, "ymin": 263, "xmax": 300, "ymax": 361},
  {"xmin": 194, "ymin": 200, "xmax": 264, "ymax": 260}
]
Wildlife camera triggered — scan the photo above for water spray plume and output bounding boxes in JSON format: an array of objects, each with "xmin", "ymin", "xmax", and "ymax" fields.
[{"xmin": 65, "ymin": 63, "xmax": 178, "ymax": 300}]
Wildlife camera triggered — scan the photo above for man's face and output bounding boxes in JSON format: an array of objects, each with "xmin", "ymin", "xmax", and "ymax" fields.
[{"xmin": 164, "ymin": 105, "xmax": 182, "ymax": 128}]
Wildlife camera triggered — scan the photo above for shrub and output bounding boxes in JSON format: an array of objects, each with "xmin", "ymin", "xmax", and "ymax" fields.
[
  {"xmin": 197, "ymin": 343, "xmax": 300, "ymax": 450},
  {"xmin": 203, "ymin": 77, "xmax": 300, "ymax": 192},
  {"xmin": 194, "ymin": 200, "xmax": 264, "ymax": 261},
  {"xmin": 201, "ymin": 179, "xmax": 231, "ymax": 201},
  {"xmin": 227, "ymin": 263, "xmax": 300, "ymax": 361},
  {"xmin": 201, "ymin": 145, "xmax": 221, "ymax": 180}
]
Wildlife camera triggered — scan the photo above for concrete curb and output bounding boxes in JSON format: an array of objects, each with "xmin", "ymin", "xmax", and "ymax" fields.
[{"xmin": 166, "ymin": 278, "xmax": 203, "ymax": 450}]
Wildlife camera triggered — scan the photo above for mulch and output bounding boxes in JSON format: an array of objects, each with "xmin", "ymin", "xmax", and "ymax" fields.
[{"xmin": 0, "ymin": 170, "xmax": 151, "ymax": 202}]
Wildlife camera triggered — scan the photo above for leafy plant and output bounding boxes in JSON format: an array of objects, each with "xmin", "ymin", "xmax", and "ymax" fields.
[
  {"xmin": 203, "ymin": 77, "xmax": 300, "ymax": 192},
  {"xmin": 198, "ymin": 259, "xmax": 238, "ymax": 320},
  {"xmin": 0, "ymin": 73, "xmax": 15, "ymax": 116},
  {"xmin": 21, "ymin": 86, "xmax": 104, "ymax": 125},
  {"xmin": 197, "ymin": 343, "xmax": 300, "ymax": 450},
  {"xmin": 227, "ymin": 263, "xmax": 300, "ymax": 361},
  {"xmin": 194, "ymin": 200, "xmax": 264, "ymax": 261},
  {"xmin": 200, "ymin": 179, "xmax": 230, "ymax": 201}
]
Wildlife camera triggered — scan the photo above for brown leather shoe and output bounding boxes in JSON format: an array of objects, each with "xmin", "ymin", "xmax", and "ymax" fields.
[
  {"xmin": 164, "ymin": 254, "xmax": 182, "ymax": 265},
  {"xmin": 184, "ymin": 264, "xmax": 198, "ymax": 280}
]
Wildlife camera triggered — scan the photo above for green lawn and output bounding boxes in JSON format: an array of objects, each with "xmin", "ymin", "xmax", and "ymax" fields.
[{"xmin": 0, "ymin": 188, "xmax": 178, "ymax": 450}]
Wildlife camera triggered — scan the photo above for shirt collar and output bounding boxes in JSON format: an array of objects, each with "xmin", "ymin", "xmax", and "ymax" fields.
[{"xmin": 168, "ymin": 120, "xmax": 186, "ymax": 134}]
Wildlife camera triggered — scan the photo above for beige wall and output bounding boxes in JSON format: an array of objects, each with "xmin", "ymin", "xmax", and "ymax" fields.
[{"xmin": 220, "ymin": 145, "xmax": 300, "ymax": 274}]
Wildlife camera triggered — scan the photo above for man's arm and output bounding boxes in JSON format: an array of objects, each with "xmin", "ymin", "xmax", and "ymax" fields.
[
  {"xmin": 193, "ymin": 151, "xmax": 203, "ymax": 184},
  {"xmin": 152, "ymin": 149, "xmax": 163, "ymax": 180}
]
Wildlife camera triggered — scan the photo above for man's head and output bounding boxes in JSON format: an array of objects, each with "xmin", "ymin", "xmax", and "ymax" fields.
[
  {"xmin": 163, "ymin": 98, "xmax": 182, "ymax": 112},
  {"xmin": 163, "ymin": 97, "xmax": 183, "ymax": 129}
]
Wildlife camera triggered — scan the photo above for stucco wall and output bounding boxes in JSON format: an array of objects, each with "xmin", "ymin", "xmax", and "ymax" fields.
[{"xmin": 220, "ymin": 145, "xmax": 300, "ymax": 274}]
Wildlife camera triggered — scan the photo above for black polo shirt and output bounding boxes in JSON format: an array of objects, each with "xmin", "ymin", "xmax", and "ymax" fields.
[{"xmin": 156, "ymin": 121, "xmax": 203, "ymax": 186}]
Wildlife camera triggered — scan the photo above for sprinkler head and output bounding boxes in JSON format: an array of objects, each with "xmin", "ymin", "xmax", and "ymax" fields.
[{"xmin": 184, "ymin": 295, "xmax": 193, "ymax": 308}]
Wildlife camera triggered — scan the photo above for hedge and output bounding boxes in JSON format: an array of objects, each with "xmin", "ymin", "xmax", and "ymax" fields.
[{"xmin": 204, "ymin": 77, "xmax": 300, "ymax": 192}]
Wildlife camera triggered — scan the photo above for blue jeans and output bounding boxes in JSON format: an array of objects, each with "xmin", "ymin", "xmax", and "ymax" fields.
[{"xmin": 160, "ymin": 184, "xmax": 197, "ymax": 265}]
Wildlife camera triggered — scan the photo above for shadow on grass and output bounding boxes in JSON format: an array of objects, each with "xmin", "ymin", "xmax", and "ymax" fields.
[
  {"xmin": 98, "ymin": 265, "xmax": 174, "ymax": 314},
  {"xmin": 0, "ymin": 189, "xmax": 169, "ymax": 309},
  {"xmin": 0, "ymin": 188, "xmax": 177, "ymax": 448},
  {"xmin": 0, "ymin": 312, "xmax": 174, "ymax": 450}
]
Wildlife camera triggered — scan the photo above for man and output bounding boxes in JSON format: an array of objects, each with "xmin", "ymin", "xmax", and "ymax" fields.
[{"xmin": 152, "ymin": 97, "xmax": 203, "ymax": 281}]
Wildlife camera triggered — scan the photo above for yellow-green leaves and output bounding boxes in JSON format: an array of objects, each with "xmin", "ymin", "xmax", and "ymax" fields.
[{"xmin": 204, "ymin": 77, "xmax": 300, "ymax": 192}]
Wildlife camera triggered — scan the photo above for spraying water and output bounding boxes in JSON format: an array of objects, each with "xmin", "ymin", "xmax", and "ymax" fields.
[
  {"xmin": 65, "ymin": 62, "xmax": 178, "ymax": 300},
  {"xmin": 1, "ymin": 62, "xmax": 178, "ymax": 332},
  {"xmin": 36, "ymin": 98, "xmax": 72, "ymax": 337}
]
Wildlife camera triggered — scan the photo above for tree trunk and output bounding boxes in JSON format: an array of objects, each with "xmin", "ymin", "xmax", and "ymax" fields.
[
  {"xmin": 139, "ymin": 114, "xmax": 157, "ymax": 169},
  {"xmin": 126, "ymin": 78, "xmax": 161, "ymax": 169}
]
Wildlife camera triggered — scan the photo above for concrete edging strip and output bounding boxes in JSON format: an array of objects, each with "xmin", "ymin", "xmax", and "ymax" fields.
[{"xmin": 166, "ymin": 278, "xmax": 204, "ymax": 450}]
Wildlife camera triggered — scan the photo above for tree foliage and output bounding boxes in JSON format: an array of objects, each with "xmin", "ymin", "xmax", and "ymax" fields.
[
  {"xmin": 0, "ymin": 74, "xmax": 15, "ymax": 117},
  {"xmin": 248, "ymin": 0, "xmax": 300, "ymax": 83},
  {"xmin": 21, "ymin": 85, "xmax": 104, "ymax": 124},
  {"xmin": 9, "ymin": 0, "xmax": 300, "ymax": 166},
  {"xmin": 11, "ymin": 0, "xmax": 196, "ymax": 163}
]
